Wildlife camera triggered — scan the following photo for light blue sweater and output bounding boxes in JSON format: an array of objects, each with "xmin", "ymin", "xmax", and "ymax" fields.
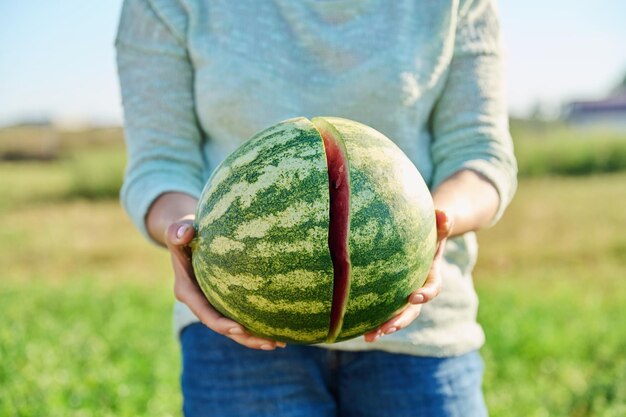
[{"xmin": 116, "ymin": 0, "xmax": 517, "ymax": 357}]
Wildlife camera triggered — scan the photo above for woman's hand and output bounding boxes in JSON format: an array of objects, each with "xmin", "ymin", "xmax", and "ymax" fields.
[
  {"xmin": 147, "ymin": 192, "xmax": 286, "ymax": 350},
  {"xmin": 363, "ymin": 169, "xmax": 499, "ymax": 342},
  {"xmin": 363, "ymin": 209, "xmax": 452, "ymax": 343},
  {"xmin": 165, "ymin": 218, "xmax": 286, "ymax": 350}
]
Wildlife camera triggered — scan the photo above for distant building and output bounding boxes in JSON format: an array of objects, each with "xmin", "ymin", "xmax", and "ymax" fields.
[{"xmin": 565, "ymin": 89, "xmax": 626, "ymax": 130}]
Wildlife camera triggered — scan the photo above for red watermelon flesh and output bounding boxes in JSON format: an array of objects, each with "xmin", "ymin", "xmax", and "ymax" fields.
[{"xmin": 316, "ymin": 120, "xmax": 352, "ymax": 343}]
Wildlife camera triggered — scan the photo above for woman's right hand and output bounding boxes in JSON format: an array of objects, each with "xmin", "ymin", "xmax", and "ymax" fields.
[{"xmin": 165, "ymin": 218, "xmax": 286, "ymax": 350}]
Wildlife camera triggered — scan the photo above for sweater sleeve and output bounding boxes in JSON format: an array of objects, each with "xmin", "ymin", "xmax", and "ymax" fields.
[
  {"xmin": 115, "ymin": 0, "xmax": 204, "ymax": 241},
  {"xmin": 430, "ymin": 0, "xmax": 517, "ymax": 226}
]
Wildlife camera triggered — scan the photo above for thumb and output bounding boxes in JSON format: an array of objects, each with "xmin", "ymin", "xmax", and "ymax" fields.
[
  {"xmin": 166, "ymin": 221, "xmax": 196, "ymax": 279},
  {"xmin": 433, "ymin": 209, "xmax": 452, "ymax": 262},
  {"xmin": 434, "ymin": 209, "xmax": 452, "ymax": 241},
  {"xmin": 166, "ymin": 221, "xmax": 196, "ymax": 247}
]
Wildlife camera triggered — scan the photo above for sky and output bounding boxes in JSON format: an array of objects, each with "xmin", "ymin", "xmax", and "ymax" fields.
[{"xmin": 1, "ymin": 0, "xmax": 625, "ymax": 126}]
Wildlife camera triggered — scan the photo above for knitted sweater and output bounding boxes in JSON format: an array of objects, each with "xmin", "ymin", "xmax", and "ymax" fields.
[{"xmin": 116, "ymin": 0, "xmax": 517, "ymax": 357}]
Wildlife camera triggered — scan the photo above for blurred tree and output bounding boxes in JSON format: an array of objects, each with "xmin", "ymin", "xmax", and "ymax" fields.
[{"xmin": 613, "ymin": 70, "xmax": 626, "ymax": 93}]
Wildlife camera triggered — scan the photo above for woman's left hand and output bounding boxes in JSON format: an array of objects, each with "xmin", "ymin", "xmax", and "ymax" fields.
[{"xmin": 364, "ymin": 209, "xmax": 452, "ymax": 343}]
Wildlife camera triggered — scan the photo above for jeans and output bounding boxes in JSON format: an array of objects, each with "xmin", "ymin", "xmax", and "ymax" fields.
[{"xmin": 180, "ymin": 323, "xmax": 488, "ymax": 417}]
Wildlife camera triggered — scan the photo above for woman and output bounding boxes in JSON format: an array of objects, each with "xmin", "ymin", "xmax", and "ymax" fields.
[{"xmin": 116, "ymin": 0, "xmax": 517, "ymax": 415}]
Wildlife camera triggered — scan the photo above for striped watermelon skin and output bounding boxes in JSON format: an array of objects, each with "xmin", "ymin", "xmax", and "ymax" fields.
[
  {"xmin": 192, "ymin": 116, "xmax": 436, "ymax": 344},
  {"xmin": 192, "ymin": 117, "xmax": 334, "ymax": 344},
  {"xmin": 321, "ymin": 118, "xmax": 437, "ymax": 342}
]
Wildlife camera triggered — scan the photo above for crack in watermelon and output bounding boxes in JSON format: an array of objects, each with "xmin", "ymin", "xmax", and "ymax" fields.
[{"xmin": 312, "ymin": 118, "xmax": 351, "ymax": 343}]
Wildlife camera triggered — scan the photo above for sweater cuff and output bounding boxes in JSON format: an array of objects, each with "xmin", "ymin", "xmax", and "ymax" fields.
[{"xmin": 120, "ymin": 171, "xmax": 203, "ymax": 243}]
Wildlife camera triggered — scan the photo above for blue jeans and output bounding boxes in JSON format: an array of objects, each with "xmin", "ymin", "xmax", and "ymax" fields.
[{"xmin": 180, "ymin": 323, "xmax": 488, "ymax": 417}]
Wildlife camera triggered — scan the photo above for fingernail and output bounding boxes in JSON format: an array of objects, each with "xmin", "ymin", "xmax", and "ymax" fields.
[
  {"xmin": 176, "ymin": 225, "xmax": 188, "ymax": 239},
  {"xmin": 411, "ymin": 294, "xmax": 425, "ymax": 304},
  {"xmin": 229, "ymin": 327, "xmax": 244, "ymax": 335},
  {"xmin": 276, "ymin": 342, "xmax": 287, "ymax": 348},
  {"xmin": 385, "ymin": 327, "xmax": 397, "ymax": 335},
  {"xmin": 260, "ymin": 344, "xmax": 274, "ymax": 351}
]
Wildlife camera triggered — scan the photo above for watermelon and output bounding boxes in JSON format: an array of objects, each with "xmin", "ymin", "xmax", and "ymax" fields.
[{"xmin": 191, "ymin": 117, "xmax": 437, "ymax": 344}]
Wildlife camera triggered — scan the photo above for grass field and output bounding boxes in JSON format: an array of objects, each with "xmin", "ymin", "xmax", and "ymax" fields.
[
  {"xmin": 1, "ymin": 125, "xmax": 625, "ymax": 416},
  {"xmin": 510, "ymin": 119, "xmax": 626, "ymax": 178}
]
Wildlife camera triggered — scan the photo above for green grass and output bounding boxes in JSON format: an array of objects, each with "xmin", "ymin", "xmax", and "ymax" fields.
[
  {"xmin": 0, "ymin": 149, "xmax": 125, "ymax": 211},
  {"xmin": 65, "ymin": 149, "xmax": 125, "ymax": 200},
  {"xmin": 0, "ymin": 169, "xmax": 179, "ymax": 415},
  {"xmin": 0, "ymin": 126, "xmax": 125, "ymax": 204},
  {"xmin": 1, "ymin": 124, "xmax": 625, "ymax": 416},
  {"xmin": 475, "ymin": 174, "xmax": 626, "ymax": 417},
  {"xmin": 510, "ymin": 119, "xmax": 626, "ymax": 177},
  {"xmin": 0, "ymin": 280, "xmax": 179, "ymax": 417}
]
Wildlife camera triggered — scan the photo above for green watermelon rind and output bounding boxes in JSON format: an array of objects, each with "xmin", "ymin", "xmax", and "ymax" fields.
[
  {"xmin": 191, "ymin": 116, "xmax": 437, "ymax": 344},
  {"xmin": 192, "ymin": 117, "xmax": 334, "ymax": 344},
  {"xmin": 319, "ymin": 117, "xmax": 437, "ymax": 341}
]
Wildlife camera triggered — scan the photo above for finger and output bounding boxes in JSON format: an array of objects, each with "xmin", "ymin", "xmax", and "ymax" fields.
[
  {"xmin": 363, "ymin": 304, "xmax": 422, "ymax": 342},
  {"xmin": 166, "ymin": 221, "xmax": 195, "ymax": 247},
  {"xmin": 410, "ymin": 263, "xmax": 442, "ymax": 304},
  {"xmin": 167, "ymin": 222, "xmax": 285, "ymax": 350},
  {"xmin": 170, "ymin": 243, "xmax": 196, "ymax": 282},
  {"xmin": 176, "ymin": 280, "xmax": 284, "ymax": 349},
  {"xmin": 431, "ymin": 210, "xmax": 451, "ymax": 265},
  {"xmin": 174, "ymin": 273, "xmax": 236, "ymax": 332},
  {"xmin": 228, "ymin": 333, "xmax": 287, "ymax": 350},
  {"xmin": 173, "ymin": 263, "xmax": 284, "ymax": 349},
  {"xmin": 167, "ymin": 223, "xmax": 197, "ymax": 278},
  {"xmin": 385, "ymin": 304, "xmax": 422, "ymax": 333},
  {"xmin": 434, "ymin": 209, "xmax": 452, "ymax": 241}
]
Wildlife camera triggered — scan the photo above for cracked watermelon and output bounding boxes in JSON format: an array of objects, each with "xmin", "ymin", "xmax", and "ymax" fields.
[{"xmin": 191, "ymin": 117, "xmax": 437, "ymax": 344}]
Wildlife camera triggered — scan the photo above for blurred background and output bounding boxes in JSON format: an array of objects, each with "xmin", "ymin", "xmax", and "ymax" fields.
[{"xmin": 1, "ymin": 1, "xmax": 625, "ymax": 416}]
